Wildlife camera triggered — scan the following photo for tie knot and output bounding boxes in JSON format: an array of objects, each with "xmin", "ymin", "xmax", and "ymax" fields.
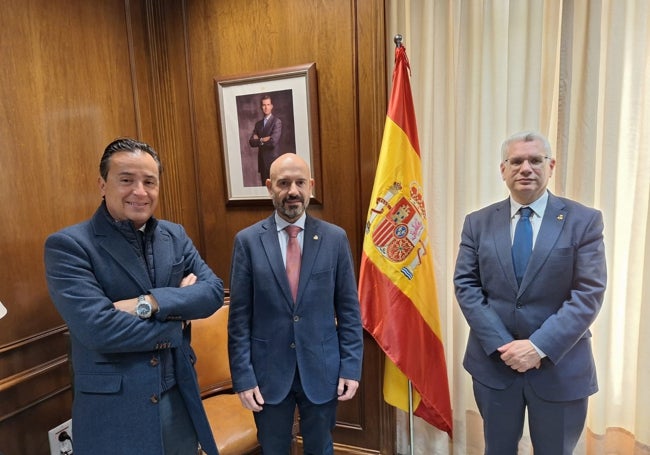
[
  {"xmin": 519, "ymin": 207, "xmax": 533, "ymax": 219},
  {"xmin": 285, "ymin": 225, "xmax": 301, "ymax": 238}
]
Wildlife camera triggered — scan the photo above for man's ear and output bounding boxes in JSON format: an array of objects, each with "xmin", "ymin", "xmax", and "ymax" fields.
[{"xmin": 98, "ymin": 176, "xmax": 106, "ymax": 195}]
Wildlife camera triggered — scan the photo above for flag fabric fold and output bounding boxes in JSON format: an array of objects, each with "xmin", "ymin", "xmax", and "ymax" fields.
[{"xmin": 359, "ymin": 44, "xmax": 453, "ymax": 436}]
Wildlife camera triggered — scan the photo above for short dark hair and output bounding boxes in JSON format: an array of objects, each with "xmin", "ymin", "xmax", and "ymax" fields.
[{"xmin": 99, "ymin": 138, "xmax": 163, "ymax": 180}]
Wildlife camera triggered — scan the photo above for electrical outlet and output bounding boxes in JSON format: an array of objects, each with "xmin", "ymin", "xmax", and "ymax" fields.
[{"xmin": 48, "ymin": 419, "xmax": 73, "ymax": 455}]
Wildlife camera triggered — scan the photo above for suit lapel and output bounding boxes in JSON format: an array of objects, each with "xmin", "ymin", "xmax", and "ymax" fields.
[
  {"xmin": 260, "ymin": 216, "xmax": 294, "ymax": 306},
  {"xmin": 262, "ymin": 115, "xmax": 272, "ymax": 135},
  {"xmin": 92, "ymin": 211, "xmax": 152, "ymax": 290},
  {"xmin": 151, "ymin": 226, "xmax": 173, "ymax": 287},
  {"xmin": 296, "ymin": 216, "xmax": 322, "ymax": 306},
  {"xmin": 493, "ymin": 199, "xmax": 520, "ymax": 292},
  {"xmin": 519, "ymin": 194, "xmax": 567, "ymax": 292}
]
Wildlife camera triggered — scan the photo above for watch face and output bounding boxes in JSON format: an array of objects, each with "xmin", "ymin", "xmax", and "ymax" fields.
[{"xmin": 136, "ymin": 299, "xmax": 152, "ymax": 319}]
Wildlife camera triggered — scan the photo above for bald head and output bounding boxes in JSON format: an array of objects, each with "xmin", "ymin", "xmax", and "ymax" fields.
[
  {"xmin": 269, "ymin": 153, "xmax": 310, "ymax": 180},
  {"xmin": 266, "ymin": 153, "xmax": 314, "ymax": 222}
]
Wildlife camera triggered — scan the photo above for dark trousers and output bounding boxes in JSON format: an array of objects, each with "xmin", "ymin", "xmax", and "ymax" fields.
[
  {"xmin": 254, "ymin": 370, "xmax": 338, "ymax": 455},
  {"xmin": 473, "ymin": 376, "xmax": 588, "ymax": 455},
  {"xmin": 160, "ymin": 385, "xmax": 198, "ymax": 455}
]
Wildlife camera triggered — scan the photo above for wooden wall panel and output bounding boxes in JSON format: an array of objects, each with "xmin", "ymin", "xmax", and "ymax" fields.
[
  {"xmin": 127, "ymin": 0, "xmax": 204, "ymax": 246},
  {"xmin": 185, "ymin": 0, "xmax": 392, "ymax": 453},
  {"xmin": 186, "ymin": 0, "xmax": 364, "ymax": 288},
  {"xmin": 0, "ymin": 0, "xmax": 392, "ymax": 453},
  {"xmin": 0, "ymin": 1, "xmax": 170, "ymax": 453},
  {"xmin": 0, "ymin": 0, "xmax": 140, "ymax": 344}
]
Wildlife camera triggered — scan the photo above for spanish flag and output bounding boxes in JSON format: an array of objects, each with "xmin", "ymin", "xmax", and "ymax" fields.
[{"xmin": 359, "ymin": 43, "xmax": 452, "ymax": 436}]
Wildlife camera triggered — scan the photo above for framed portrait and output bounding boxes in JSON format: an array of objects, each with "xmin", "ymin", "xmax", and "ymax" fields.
[{"xmin": 215, "ymin": 63, "xmax": 322, "ymax": 205}]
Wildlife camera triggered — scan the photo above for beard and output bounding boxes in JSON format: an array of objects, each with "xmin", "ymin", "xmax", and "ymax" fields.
[{"xmin": 274, "ymin": 195, "xmax": 308, "ymax": 220}]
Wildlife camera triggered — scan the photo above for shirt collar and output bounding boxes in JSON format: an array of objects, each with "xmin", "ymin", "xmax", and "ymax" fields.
[
  {"xmin": 510, "ymin": 190, "xmax": 549, "ymax": 219},
  {"xmin": 275, "ymin": 212, "xmax": 306, "ymax": 232}
]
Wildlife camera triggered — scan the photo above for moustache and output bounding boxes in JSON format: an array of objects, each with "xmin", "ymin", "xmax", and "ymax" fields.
[{"xmin": 284, "ymin": 196, "xmax": 304, "ymax": 204}]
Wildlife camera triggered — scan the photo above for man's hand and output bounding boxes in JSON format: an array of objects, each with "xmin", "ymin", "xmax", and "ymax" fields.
[
  {"xmin": 179, "ymin": 273, "xmax": 197, "ymax": 287},
  {"xmin": 498, "ymin": 340, "xmax": 541, "ymax": 372},
  {"xmin": 237, "ymin": 387, "xmax": 264, "ymax": 412},
  {"xmin": 113, "ymin": 274, "xmax": 194, "ymax": 316},
  {"xmin": 337, "ymin": 378, "xmax": 359, "ymax": 401}
]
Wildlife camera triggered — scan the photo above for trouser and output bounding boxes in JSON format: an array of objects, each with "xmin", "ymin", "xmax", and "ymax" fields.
[
  {"xmin": 254, "ymin": 370, "xmax": 338, "ymax": 455},
  {"xmin": 473, "ymin": 376, "xmax": 588, "ymax": 455},
  {"xmin": 160, "ymin": 385, "xmax": 198, "ymax": 455}
]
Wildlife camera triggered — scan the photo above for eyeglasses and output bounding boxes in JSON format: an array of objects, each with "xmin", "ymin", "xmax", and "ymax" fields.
[{"xmin": 504, "ymin": 156, "xmax": 550, "ymax": 169}]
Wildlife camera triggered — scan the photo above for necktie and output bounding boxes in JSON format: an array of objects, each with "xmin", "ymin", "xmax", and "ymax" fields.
[
  {"xmin": 512, "ymin": 206, "xmax": 533, "ymax": 286},
  {"xmin": 285, "ymin": 225, "xmax": 302, "ymax": 302},
  {"xmin": 138, "ymin": 230, "xmax": 146, "ymax": 254}
]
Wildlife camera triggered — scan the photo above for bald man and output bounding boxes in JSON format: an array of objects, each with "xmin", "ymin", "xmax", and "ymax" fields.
[{"xmin": 228, "ymin": 153, "xmax": 363, "ymax": 454}]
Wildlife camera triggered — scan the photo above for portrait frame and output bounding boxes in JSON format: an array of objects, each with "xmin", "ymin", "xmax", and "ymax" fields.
[{"xmin": 215, "ymin": 63, "xmax": 322, "ymax": 206}]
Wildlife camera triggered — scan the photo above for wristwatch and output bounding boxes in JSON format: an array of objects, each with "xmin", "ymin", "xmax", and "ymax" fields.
[{"xmin": 136, "ymin": 295, "xmax": 153, "ymax": 319}]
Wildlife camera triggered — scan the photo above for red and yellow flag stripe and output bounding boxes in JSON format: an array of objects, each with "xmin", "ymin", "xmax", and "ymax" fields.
[{"xmin": 359, "ymin": 44, "xmax": 452, "ymax": 436}]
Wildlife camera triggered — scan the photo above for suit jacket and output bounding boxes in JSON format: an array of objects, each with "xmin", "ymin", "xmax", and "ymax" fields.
[
  {"xmin": 44, "ymin": 203, "xmax": 224, "ymax": 455},
  {"xmin": 249, "ymin": 115, "xmax": 282, "ymax": 176},
  {"xmin": 228, "ymin": 214, "xmax": 363, "ymax": 405},
  {"xmin": 454, "ymin": 192, "xmax": 606, "ymax": 401}
]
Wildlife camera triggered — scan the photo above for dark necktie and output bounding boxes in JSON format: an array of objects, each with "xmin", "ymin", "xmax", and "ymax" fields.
[
  {"xmin": 285, "ymin": 225, "xmax": 302, "ymax": 302},
  {"xmin": 138, "ymin": 230, "xmax": 146, "ymax": 254},
  {"xmin": 512, "ymin": 206, "xmax": 533, "ymax": 286}
]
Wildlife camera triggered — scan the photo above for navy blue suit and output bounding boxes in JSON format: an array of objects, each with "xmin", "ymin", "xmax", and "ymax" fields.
[
  {"xmin": 45, "ymin": 203, "xmax": 223, "ymax": 455},
  {"xmin": 454, "ymin": 192, "xmax": 606, "ymax": 453},
  {"xmin": 228, "ymin": 213, "xmax": 363, "ymax": 452},
  {"xmin": 249, "ymin": 114, "xmax": 283, "ymax": 184}
]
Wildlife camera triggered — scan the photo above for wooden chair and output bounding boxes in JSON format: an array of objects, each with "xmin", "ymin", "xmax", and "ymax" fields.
[{"xmin": 191, "ymin": 304, "xmax": 260, "ymax": 455}]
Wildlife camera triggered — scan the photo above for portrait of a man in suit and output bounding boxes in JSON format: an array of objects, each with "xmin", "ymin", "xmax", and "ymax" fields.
[{"xmin": 235, "ymin": 90, "xmax": 296, "ymax": 187}]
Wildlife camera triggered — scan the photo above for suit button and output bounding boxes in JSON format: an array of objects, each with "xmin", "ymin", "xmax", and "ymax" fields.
[
  {"xmin": 293, "ymin": 316, "xmax": 299, "ymax": 322},
  {"xmin": 150, "ymin": 356, "xmax": 159, "ymax": 367},
  {"xmin": 516, "ymin": 301, "xmax": 523, "ymax": 309},
  {"xmin": 290, "ymin": 343, "xmax": 296, "ymax": 349},
  {"xmin": 150, "ymin": 394, "xmax": 159, "ymax": 404}
]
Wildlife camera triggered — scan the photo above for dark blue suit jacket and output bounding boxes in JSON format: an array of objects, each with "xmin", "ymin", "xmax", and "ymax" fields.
[
  {"xmin": 228, "ymin": 214, "xmax": 363, "ymax": 405},
  {"xmin": 44, "ymin": 203, "xmax": 223, "ymax": 455},
  {"xmin": 249, "ymin": 115, "xmax": 283, "ymax": 178},
  {"xmin": 454, "ymin": 192, "xmax": 606, "ymax": 401}
]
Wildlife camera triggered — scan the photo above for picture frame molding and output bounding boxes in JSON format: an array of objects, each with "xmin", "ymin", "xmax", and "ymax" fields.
[{"xmin": 214, "ymin": 63, "xmax": 322, "ymax": 206}]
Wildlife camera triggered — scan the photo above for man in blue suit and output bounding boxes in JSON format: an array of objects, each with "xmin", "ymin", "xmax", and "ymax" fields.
[
  {"xmin": 228, "ymin": 153, "xmax": 363, "ymax": 454},
  {"xmin": 45, "ymin": 138, "xmax": 223, "ymax": 455},
  {"xmin": 249, "ymin": 94, "xmax": 283, "ymax": 185},
  {"xmin": 454, "ymin": 131, "xmax": 607, "ymax": 454}
]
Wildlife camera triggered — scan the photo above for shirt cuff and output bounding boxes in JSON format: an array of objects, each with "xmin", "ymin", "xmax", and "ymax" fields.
[{"xmin": 530, "ymin": 340, "xmax": 547, "ymax": 358}]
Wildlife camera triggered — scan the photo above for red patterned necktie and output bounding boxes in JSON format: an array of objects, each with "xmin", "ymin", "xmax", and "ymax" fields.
[{"xmin": 285, "ymin": 225, "xmax": 302, "ymax": 302}]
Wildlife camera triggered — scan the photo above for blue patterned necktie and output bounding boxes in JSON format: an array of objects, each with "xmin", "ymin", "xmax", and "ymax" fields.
[{"xmin": 512, "ymin": 206, "xmax": 533, "ymax": 286}]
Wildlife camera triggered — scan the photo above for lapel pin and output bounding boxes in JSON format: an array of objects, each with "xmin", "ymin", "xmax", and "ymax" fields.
[
  {"xmin": 313, "ymin": 235, "xmax": 319, "ymax": 240},
  {"xmin": 557, "ymin": 214, "xmax": 564, "ymax": 221}
]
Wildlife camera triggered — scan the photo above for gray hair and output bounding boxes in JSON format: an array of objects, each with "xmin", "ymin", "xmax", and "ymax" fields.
[{"xmin": 501, "ymin": 131, "xmax": 552, "ymax": 161}]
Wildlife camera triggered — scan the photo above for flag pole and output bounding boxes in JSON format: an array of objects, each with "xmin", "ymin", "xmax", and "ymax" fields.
[
  {"xmin": 408, "ymin": 379, "xmax": 415, "ymax": 455},
  {"xmin": 394, "ymin": 32, "xmax": 416, "ymax": 455}
]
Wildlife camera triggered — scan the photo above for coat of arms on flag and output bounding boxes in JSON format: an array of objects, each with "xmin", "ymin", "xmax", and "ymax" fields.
[{"xmin": 365, "ymin": 181, "xmax": 428, "ymax": 280}]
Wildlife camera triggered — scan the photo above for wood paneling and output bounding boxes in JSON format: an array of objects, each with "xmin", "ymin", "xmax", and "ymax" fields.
[
  {"xmin": 0, "ymin": 1, "xmax": 143, "ymax": 453},
  {"xmin": 0, "ymin": 0, "xmax": 393, "ymax": 453},
  {"xmin": 185, "ymin": 1, "xmax": 393, "ymax": 453}
]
